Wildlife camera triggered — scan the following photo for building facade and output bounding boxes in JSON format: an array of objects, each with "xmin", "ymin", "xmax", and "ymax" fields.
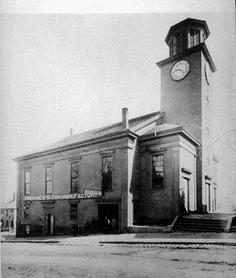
[
  {"xmin": 1, "ymin": 194, "xmax": 17, "ymax": 234},
  {"xmin": 15, "ymin": 18, "xmax": 231, "ymax": 236},
  {"xmin": 157, "ymin": 18, "xmax": 217, "ymax": 213}
]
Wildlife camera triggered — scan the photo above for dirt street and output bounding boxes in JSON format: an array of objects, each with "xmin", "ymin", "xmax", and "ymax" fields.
[{"xmin": 1, "ymin": 242, "xmax": 236, "ymax": 278}]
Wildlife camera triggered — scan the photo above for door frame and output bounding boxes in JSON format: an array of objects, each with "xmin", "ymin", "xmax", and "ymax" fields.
[
  {"xmin": 205, "ymin": 182, "xmax": 211, "ymax": 213},
  {"xmin": 181, "ymin": 177, "xmax": 190, "ymax": 212}
]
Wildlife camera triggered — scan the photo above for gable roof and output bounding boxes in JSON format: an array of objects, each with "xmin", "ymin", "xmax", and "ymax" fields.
[{"xmin": 15, "ymin": 111, "xmax": 164, "ymax": 161}]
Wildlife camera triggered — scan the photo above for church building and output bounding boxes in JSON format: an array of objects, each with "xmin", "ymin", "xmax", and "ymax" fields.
[{"xmin": 15, "ymin": 18, "xmax": 230, "ymax": 236}]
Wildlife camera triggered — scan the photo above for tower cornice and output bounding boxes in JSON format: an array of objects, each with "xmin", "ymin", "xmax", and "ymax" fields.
[{"xmin": 156, "ymin": 43, "xmax": 216, "ymax": 72}]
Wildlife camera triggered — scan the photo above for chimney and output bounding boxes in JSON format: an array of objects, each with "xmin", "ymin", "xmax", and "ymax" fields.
[
  {"xmin": 122, "ymin": 107, "xmax": 129, "ymax": 129},
  {"xmin": 70, "ymin": 128, "xmax": 73, "ymax": 136},
  {"xmin": 12, "ymin": 193, "xmax": 16, "ymax": 201}
]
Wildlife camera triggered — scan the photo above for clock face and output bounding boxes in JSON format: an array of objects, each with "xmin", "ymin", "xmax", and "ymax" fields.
[{"xmin": 171, "ymin": 60, "xmax": 190, "ymax": 81}]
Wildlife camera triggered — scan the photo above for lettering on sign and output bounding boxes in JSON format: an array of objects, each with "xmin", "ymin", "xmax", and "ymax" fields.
[
  {"xmin": 24, "ymin": 193, "xmax": 102, "ymax": 201},
  {"xmin": 84, "ymin": 189, "xmax": 102, "ymax": 197}
]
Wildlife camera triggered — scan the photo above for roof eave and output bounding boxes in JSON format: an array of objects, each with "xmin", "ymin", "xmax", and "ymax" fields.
[
  {"xmin": 14, "ymin": 129, "xmax": 138, "ymax": 162},
  {"xmin": 139, "ymin": 126, "xmax": 200, "ymax": 146}
]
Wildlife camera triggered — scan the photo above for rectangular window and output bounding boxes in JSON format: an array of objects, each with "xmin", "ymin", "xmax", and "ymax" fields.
[
  {"xmin": 194, "ymin": 30, "xmax": 200, "ymax": 45},
  {"xmin": 172, "ymin": 37, "xmax": 177, "ymax": 55},
  {"xmin": 170, "ymin": 38, "xmax": 177, "ymax": 56},
  {"xmin": 181, "ymin": 31, "xmax": 187, "ymax": 52},
  {"xmin": 190, "ymin": 29, "xmax": 200, "ymax": 47},
  {"xmin": 170, "ymin": 37, "xmax": 177, "ymax": 56},
  {"xmin": 170, "ymin": 38, "xmax": 173, "ymax": 56},
  {"xmin": 24, "ymin": 170, "xmax": 31, "ymax": 195},
  {"xmin": 176, "ymin": 32, "xmax": 181, "ymax": 54},
  {"xmin": 102, "ymin": 156, "xmax": 112, "ymax": 195},
  {"xmin": 71, "ymin": 161, "xmax": 80, "ymax": 193},
  {"xmin": 45, "ymin": 166, "xmax": 53, "ymax": 194},
  {"xmin": 152, "ymin": 154, "xmax": 164, "ymax": 189},
  {"xmin": 201, "ymin": 32, "xmax": 206, "ymax": 43},
  {"xmin": 70, "ymin": 204, "xmax": 78, "ymax": 220}
]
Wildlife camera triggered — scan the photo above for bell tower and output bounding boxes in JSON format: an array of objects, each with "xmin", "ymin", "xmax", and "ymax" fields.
[{"xmin": 157, "ymin": 18, "xmax": 217, "ymax": 212}]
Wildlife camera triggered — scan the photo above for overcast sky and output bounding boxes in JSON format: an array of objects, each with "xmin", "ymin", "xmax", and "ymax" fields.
[{"xmin": 0, "ymin": 0, "xmax": 235, "ymax": 203}]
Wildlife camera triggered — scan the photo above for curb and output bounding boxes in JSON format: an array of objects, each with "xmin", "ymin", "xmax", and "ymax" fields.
[
  {"xmin": 99, "ymin": 241, "xmax": 236, "ymax": 246},
  {"xmin": 1, "ymin": 240, "xmax": 59, "ymax": 244}
]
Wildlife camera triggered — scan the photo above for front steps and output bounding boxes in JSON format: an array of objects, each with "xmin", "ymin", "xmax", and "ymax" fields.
[
  {"xmin": 230, "ymin": 226, "xmax": 236, "ymax": 232},
  {"xmin": 173, "ymin": 214, "xmax": 236, "ymax": 233}
]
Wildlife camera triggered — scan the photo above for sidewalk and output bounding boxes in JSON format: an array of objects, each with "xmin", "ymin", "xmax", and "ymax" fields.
[
  {"xmin": 1, "ymin": 232, "xmax": 236, "ymax": 246},
  {"xmin": 99, "ymin": 232, "xmax": 236, "ymax": 246}
]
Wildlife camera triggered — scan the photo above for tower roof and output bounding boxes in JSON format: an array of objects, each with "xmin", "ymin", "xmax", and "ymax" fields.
[{"xmin": 165, "ymin": 18, "xmax": 210, "ymax": 45}]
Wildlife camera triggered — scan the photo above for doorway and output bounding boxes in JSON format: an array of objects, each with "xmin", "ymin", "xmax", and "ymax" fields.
[
  {"xmin": 180, "ymin": 178, "xmax": 190, "ymax": 212},
  {"xmin": 46, "ymin": 214, "xmax": 55, "ymax": 235},
  {"xmin": 98, "ymin": 204, "xmax": 119, "ymax": 233},
  {"xmin": 213, "ymin": 187, "xmax": 217, "ymax": 212},
  {"xmin": 205, "ymin": 183, "xmax": 211, "ymax": 212}
]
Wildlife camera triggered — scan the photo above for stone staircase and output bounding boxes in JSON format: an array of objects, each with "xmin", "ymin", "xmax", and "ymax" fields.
[
  {"xmin": 230, "ymin": 216, "xmax": 236, "ymax": 232},
  {"xmin": 173, "ymin": 214, "xmax": 236, "ymax": 233}
]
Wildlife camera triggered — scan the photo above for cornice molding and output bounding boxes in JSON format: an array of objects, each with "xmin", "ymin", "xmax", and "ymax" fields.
[
  {"xmin": 156, "ymin": 43, "xmax": 216, "ymax": 72},
  {"xmin": 139, "ymin": 127, "xmax": 200, "ymax": 147},
  {"xmin": 15, "ymin": 129, "xmax": 138, "ymax": 162}
]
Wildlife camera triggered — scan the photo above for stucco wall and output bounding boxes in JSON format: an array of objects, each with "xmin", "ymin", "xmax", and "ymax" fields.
[
  {"xmin": 16, "ymin": 135, "xmax": 133, "ymax": 235},
  {"xmin": 160, "ymin": 51, "xmax": 202, "ymax": 141},
  {"xmin": 136, "ymin": 133, "xmax": 197, "ymax": 225},
  {"xmin": 137, "ymin": 134, "xmax": 181, "ymax": 224},
  {"xmin": 179, "ymin": 137, "xmax": 197, "ymax": 212}
]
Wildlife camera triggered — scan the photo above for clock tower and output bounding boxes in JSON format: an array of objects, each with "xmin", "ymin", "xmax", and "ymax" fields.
[{"xmin": 157, "ymin": 18, "xmax": 217, "ymax": 213}]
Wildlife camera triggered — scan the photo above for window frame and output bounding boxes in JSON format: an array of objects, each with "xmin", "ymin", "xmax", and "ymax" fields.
[
  {"xmin": 71, "ymin": 161, "xmax": 80, "ymax": 193},
  {"xmin": 45, "ymin": 166, "xmax": 53, "ymax": 195},
  {"xmin": 101, "ymin": 155, "xmax": 113, "ymax": 195},
  {"xmin": 175, "ymin": 32, "xmax": 182, "ymax": 54},
  {"xmin": 180, "ymin": 176, "xmax": 191, "ymax": 211},
  {"xmin": 24, "ymin": 170, "xmax": 31, "ymax": 196},
  {"xmin": 170, "ymin": 38, "xmax": 173, "ymax": 56},
  {"xmin": 189, "ymin": 29, "xmax": 200, "ymax": 48},
  {"xmin": 151, "ymin": 153, "xmax": 165, "ymax": 190},
  {"xmin": 172, "ymin": 37, "xmax": 177, "ymax": 56}
]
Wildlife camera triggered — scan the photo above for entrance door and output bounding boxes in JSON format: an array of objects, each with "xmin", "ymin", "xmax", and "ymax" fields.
[
  {"xmin": 98, "ymin": 204, "xmax": 119, "ymax": 233},
  {"xmin": 213, "ymin": 187, "xmax": 217, "ymax": 212},
  {"xmin": 46, "ymin": 214, "xmax": 55, "ymax": 235},
  {"xmin": 180, "ymin": 178, "xmax": 190, "ymax": 212},
  {"xmin": 205, "ymin": 183, "xmax": 211, "ymax": 212}
]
